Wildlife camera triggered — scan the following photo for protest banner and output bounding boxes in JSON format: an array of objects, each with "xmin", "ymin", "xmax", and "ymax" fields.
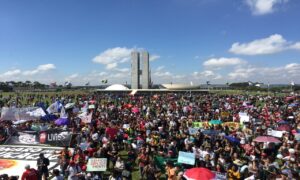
[
  {"xmin": 87, "ymin": 158, "xmax": 107, "ymax": 172},
  {"xmin": 5, "ymin": 130, "xmax": 72, "ymax": 147},
  {"xmin": 223, "ymin": 122, "xmax": 240, "ymax": 131},
  {"xmin": 193, "ymin": 122, "xmax": 210, "ymax": 128},
  {"xmin": 188, "ymin": 127, "xmax": 199, "ymax": 135},
  {"xmin": 0, "ymin": 145, "xmax": 61, "ymax": 177},
  {"xmin": 39, "ymin": 130, "xmax": 72, "ymax": 147},
  {"xmin": 239, "ymin": 112, "xmax": 250, "ymax": 123},
  {"xmin": 177, "ymin": 151, "xmax": 195, "ymax": 165},
  {"xmin": 267, "ymin": 129, "xmax": 285, "ymax": 138}
]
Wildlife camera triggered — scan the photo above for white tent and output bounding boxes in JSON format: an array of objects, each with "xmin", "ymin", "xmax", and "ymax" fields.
[{"xmin": 105, "ymin": 84, "xmax": 129, "ymax": 91}]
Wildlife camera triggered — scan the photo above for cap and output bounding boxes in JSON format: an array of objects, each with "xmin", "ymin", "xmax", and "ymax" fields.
[
  {"xmin": 25, "ymin": 164, "xmax": 30, "ymax": 169},
  {"xmin": 276, "ymin": 154, "xmax": 283, "ymax": 159}
]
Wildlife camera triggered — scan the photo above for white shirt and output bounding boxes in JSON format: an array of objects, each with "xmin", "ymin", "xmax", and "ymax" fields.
[{"xmin": 52, "ymin": 176, "xmax": 64, "ymax": 180}]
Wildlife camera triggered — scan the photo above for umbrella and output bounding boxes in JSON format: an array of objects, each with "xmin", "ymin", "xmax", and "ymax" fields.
[
  {"xmin": 224, "ymin": 136, "xmax": 240, "ymax": 144},
  {"xmin": 183, "ymin": 168, "xmax": 215, "ymax": 180},
  {"xmin": 253, "ymin": 136, "xmax": 281, "ymax": 143},
  {"xmin": 55, "ymin": 118, "xmax": 69, "ymax": 126},
  {"xmin": 209, "ymin": 119, "xmax": 222, "ymax": 125},
  {"xmin": 277, "ymin": 124, "xmax": 291, "ymax": 131}
]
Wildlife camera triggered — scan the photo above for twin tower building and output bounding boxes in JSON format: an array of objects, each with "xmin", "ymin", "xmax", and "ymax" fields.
[{"xmin": 131, "ymin": 51, "xmax": 150, "ymax": 89}]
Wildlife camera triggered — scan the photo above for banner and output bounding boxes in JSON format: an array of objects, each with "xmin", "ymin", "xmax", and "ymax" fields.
[
  {"xmin": 267, "ymin": 129, "xmax": 285, "ymax": 138},
  {"xmin": 4, "ymin": 131, "xmax": 40, "ymax": 145},
  {"xmin": 177, "ymin": 151, "xmax": 195, "ymax": 165},
  {"xmin": 1, "ymin": 107, "xmax": 40, "ymax": 121},
  {"xmin": 0, "ymin": 145, "xmax": 61, "ymax": 161},
  {"xmin": 222, "ymin": 122, "xmax": 240, "ymax": 131},
  {"xmin": 86, "ymin": 158, "xmax": 107, "ymax": 172},
  {"xmin": 5, "ymin": 130, "xmax": 72, "ymax": 147},
  {"xmin": 193, "ymin": 122, "xmax": 210, "ymax": 128},
  {"xmin": 0, "ymin": 145, "xmax": 61, "ymax": 177},
  {"xmin": 39, "ymin": 130, "xmax": 72, "ymax": 147},
  {"xmin": 188, "ymin": 127, "xmax": 199, "ymax": 135},
  {"xmin": 239, "ymin": 112, "xmax": 250, "ymax": 124}
]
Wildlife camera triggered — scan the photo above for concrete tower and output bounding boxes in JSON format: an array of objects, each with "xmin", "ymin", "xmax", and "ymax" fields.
[
  {"xmin": 141, "ymin": 51, "xmax": 150, "ymax": 89},
  {"xmin": 131, "ymin": 52, "xmax": 140, "ymax": 89}
]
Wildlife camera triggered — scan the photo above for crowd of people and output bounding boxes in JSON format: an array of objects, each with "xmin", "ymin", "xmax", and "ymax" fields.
[{"xmin": 0, "ymin": 91, "xmax": 300, "ymax": 180}]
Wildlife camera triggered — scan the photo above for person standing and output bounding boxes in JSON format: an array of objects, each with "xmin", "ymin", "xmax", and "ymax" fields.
[
  {"xmin": 21, "ymin": 164, "xmax": 38, "ymax": 180},
  {"xmin": 66, "ymin": 160, "xmax": 82, "ymax": 180},
  {"xmin": 37, "ymin": 153, "xmax": 50, "ymax": 180}
]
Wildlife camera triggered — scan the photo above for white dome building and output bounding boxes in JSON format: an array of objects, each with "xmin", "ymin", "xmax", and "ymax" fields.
[{"xmin": 105, "ymin": 84, "xmax": 129, "ymax": 91}]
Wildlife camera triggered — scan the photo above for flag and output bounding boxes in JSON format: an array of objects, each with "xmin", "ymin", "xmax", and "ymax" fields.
[
  {"xmin": 85, "ymin": 82, "xmax": 90, "ymax": 86},
  {"xmin": 101, "ymin": 79, "xmax": 108, "ymax": 84},
  {"xmin": 46, "ymin": 101, "xmax": 62, "ymax": 114},
  {"xmin": 291, "ymin": 81, "xmax": 295, "ymax": 86},
  {"xmin": 206, "ymin": 81, "xmax": 210, "ymax": 85},
  {"xmin": 60, "ymin": 106, "xmax": 68, "ymax": 118}
]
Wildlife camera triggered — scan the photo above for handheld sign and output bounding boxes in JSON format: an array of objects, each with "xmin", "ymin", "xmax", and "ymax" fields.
[
  {"xmin": 177, "ymin": 151, "xmax": 195, "ymax": 165},
  {"xmin": 87, "ymin": 158, "xmax": 107, "ymax": 172}
]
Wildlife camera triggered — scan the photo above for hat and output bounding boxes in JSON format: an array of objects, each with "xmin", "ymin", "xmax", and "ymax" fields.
[
  {"xmin": 288, "ymin": 148, "xmax": 295, "ymax": 154},
  {"xmin": 25, "ymin": 164, "xmax": 30, "ymax": 169},
  {"xmin": 276, "ymin": 154, "xmax": 283, "ymax": 159}
]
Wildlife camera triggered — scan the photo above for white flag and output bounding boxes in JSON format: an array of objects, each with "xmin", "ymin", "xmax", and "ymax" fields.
[{"xmin": 291, "ymin": 81, "xmax": 295, "ymax": 86}]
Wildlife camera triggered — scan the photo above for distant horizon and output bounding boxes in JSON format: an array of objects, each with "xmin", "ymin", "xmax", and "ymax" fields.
[{"xmin": 1, "ymin": 0, "xmax": 300, "ymax": 85}]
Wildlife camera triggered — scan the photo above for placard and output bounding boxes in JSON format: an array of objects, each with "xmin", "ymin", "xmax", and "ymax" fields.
[
  {"xmin": 177, "ymin": 151, "xmax": 195, "ymax": 165},
  {"xmin": 87, "ymin": 158, "xmax": 107, "ymax": 172},
  {"xmin": 188, "ymin": 127, "xmax": 199, "ymax": 135}
]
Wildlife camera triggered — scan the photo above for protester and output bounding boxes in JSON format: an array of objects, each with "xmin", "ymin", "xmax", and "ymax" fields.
[
  {"xmin": 21, "ymin": 164, "xmax": 38, "ymax": 180},
  {"xmin": 1, "ymin": 92, "xmax": 300, "ymax": 179},
  {"xmin": 37, "ymin": 153, "xmax": 50, "ymax": 180}
]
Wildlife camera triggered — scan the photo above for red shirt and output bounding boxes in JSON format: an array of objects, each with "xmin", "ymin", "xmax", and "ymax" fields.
[{"xmin": 21, "ymin": 169, "xmax": 38, "ymax": 180}]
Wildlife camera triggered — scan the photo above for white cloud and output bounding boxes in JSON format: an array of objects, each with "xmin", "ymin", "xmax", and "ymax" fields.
[
  {"xmin": 23, "ymin": 64, "xmax": 56, "ymax": 75},
  {"xmin": 229, "ymin": 34, "xmax": 300, "ymax": 55},
  {"xmin": 228, "ymin": 67, "xmax": 257, "ymax": 79},
  {"xmin": 290, "ymin": 42, "xmax": 300, "ymax": 50},
  {"xmin": 1, "ymin": 69, "xmax": 22, "ymax": 77},
  {"xmin": 230, "ymin": 34, "xmax": 287, "ymax": 55},
  {"xmin": 245, "ymin": 0, "xmax": 288, "ymax": 15},
  {"xmin": 106, "ymin": 63, "xmax": 118, "ymax": 70},
  {"xmin": 193, "ymin": 70, "xmax": 222, "ymax": 80},
  {"xmin": 153, "ymin": 71, "xmax": 172, "ymax": 77},
  {"xmin": 156, "ymin": 66, "xmax": 165, "ymax": 71},
  {"xmin": 203, "ymin": 57, "xmax": 246, "ymax": 68},
  {"xmin": 65, "ymin": 73, "xmax": 79, "ymax": 81},
  {"xmin": 150, "ymin": 54, "xmax": 160, "ymax": 61},
  {"xmin": 228, "ymin": 62, "xmax": 300, "ymax": 83},
  {"xmin": 92, "ymin": 47, "xmax": 133, "ymax": 69}
]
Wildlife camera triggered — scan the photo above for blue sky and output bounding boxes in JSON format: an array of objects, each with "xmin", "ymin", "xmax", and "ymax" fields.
[{"xmin": 1, "ymin": 0, "xmax": 300, "ymax": 85}]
